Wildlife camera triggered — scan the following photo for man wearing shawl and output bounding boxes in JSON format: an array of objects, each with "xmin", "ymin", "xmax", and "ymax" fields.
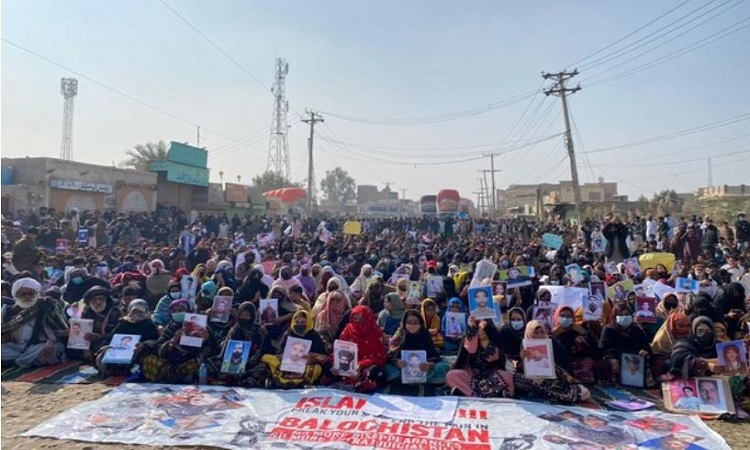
[{"xmin": 2, "ymin": 277, "xmax": 69, "ymax": 368}]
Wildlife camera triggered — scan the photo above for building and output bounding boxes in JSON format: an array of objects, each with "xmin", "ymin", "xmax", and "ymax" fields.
[
  {"xmin": 357, "ymin": 185, "xmax": 398, "ymax": 205},
  {"xmin": 698, "ymin": 185, "xmax": 750, "ymax": 198},
  {"xmin": 1, "ymin": 157, "xmax": 156, "ymax": 215},
  {"xmin": 496, "ymin": 179, "xmax": 621, "ymax": 217},
  {"xmin": 149, "ymin": 142, "xmax": 210, "ymax": 212}
]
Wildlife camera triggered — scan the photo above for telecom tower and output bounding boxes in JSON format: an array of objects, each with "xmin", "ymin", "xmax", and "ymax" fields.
[
  {"xmin": 59, "ymin": 78, "xmax": 78, "ymax": 161},
  {"xmin": 267, "ymin": 58, "xmax": 291, "ymax": 181}
]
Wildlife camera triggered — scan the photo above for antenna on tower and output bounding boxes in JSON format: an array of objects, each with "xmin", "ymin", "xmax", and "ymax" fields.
[
  {"xmin": 60, "ymin": 78, "xmax": 78, "ymax": 160},
  {"xmin": 267, "ymin": 58, "xmax": 291, "ymax": 181}
]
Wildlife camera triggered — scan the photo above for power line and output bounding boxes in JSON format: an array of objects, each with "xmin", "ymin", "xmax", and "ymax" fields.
[
  {"xmin": 564, "ymin": 0, "xmax": 694, "ymax": 68},
  {"xmin": 583, "ymin": 112, "xmax": 750, "ymax": 154},
  {"xmin": 1, "ymin": 37, "xmax": 259, "ymax": 152},
  {"xmin": 157, "ymin": 0, "xmax": 270, "ymax": 92}
]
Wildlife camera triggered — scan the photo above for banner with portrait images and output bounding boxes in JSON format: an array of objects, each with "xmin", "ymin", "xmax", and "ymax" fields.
[{"xmin": 24, "ymin": 384, "xmax": 731, "ymax": 449}]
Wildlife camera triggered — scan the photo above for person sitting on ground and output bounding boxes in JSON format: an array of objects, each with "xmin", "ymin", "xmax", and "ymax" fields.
[{"xmin": 385, "ymin": 310, "xmax": 450, "ymax": 386}]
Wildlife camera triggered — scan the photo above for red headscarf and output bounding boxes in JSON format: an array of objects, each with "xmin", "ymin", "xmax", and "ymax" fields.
[{"xmin": 340, "ymin": 305, "xmax": 386, "ymax": 368}]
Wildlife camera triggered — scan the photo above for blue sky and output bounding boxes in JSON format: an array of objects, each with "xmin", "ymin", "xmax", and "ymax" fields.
[{"xmin": 2, "ymin": 0, "xmax": 749, "ymax": 202}]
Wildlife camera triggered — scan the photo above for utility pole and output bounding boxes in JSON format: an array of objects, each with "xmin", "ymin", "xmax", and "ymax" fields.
[
  {"xmin": 707, "ymin": 157, "xmax": 713, "ymax": 187},
  {"xmin": 477, "ymin": 177, "xmax": 487, "ymax": 214},
  {"xmin": 482, "ymin": 154, "xmax": 501, "ymax": 215},
  {"xmin": 543, "ymin": 69, "xmax": 582, "ymax": 223},
  {"xmin": 302, "ymin": 110, "xmax": 324, "ymax": 213},
  {"xmin": 197, "ymin": 126, "xmax": 201, "ymax": 148}
]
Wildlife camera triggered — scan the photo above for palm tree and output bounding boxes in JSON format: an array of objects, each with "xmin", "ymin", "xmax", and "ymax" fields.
[{"xmin": 120, "ymin": 141, "xmax": 169, "ymax": 171}]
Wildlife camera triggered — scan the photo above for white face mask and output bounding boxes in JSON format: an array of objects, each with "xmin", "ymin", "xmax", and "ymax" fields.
[{"xmin": 15, "ymin": 294, "xmax": 39, "ymax": 310}]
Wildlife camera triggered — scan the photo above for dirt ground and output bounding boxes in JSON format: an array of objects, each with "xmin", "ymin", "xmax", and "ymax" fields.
[{"xmin": 1, "ymin": 381, "xmax": 748, "ymax": 449}]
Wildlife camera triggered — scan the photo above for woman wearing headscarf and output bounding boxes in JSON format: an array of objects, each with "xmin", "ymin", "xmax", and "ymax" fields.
[
  {"xmin": 334, "ymin": 305, "xmax": 386, "ymax": 393},
  {"xmin": 145, "ymin": 259, "xmax": 172, "ymax": 303},
  {"xmin": 385, "ymin": 310, "xmax": 449, "ymax": 386},
  {"xmin": 420, "ymin": 298, "xmax": 444, "ymax": 350},
  {"xmin": 266, "ymin": 286, "xmax": 303, "ymax": 343},
  {"xmin": 170, "ymin": 267, "xmax": 190, "ymax": 284},
  {"xmin": 378, "ymin": 292, "xmax": 405, "ymax": 337},
  {"xmin": 598, "ymin": 303, "xmax": 653, "ymax": 385},
  {"xmin": 713, "ymin": 282, "xmax": 747, "ymax": 338},
  {"xmin": 142, "ymin": 298, "xmax": 218, "ymax": 383},
  {"xmin": 350, "ymin": 264, "xmax": 374, "ymax": 301},
  {"xmin": 312, "ymin": 277, "xmax": 343, "ymax": 319},
  {"xmin": 69, "ymin": 286, "xmax": 123, "ymax": 361},
  {"xmin": 213, "ymin": 266, "xmax": 237, "ymax": 292},
  {"xmin": 152, "ymin": 281, "xmax": 183, "ymax": 328},
  {"xmin": 206, "ymin": 302, "xmax": 270, "ymax": 387},
  {"xmin": 669, "ymin": 316, "xmax": 717, "ymax": 380},
  {"xmin": 514, "ymin": 320, "xmax": 590, "ymax": 403},
  {"xmin": 360, "ymin": 276, "xmax": 390, "ymax": 314},
  {"xmin": 205, "ymin": 286, "xmax": 235, "ymax": 345},
  {"xmin": 95, "ymin": 299, "xmax": 159, "ymax": 376},
  {"xmin": 262, "ymin": 309, "xmax": 327, "ymax": 388},
  {"xmin": 195, "ymin": 281, "xmax": 218, "ymax": 313},
  {"xmin": 499, "ymin": 306, "xmax": 528, "ymax": 365},
  {"xmin": 552, "ymin": 306, "xmax": 601, "ymax": 384},
  {"xmin": 321, "ymin": 266, "xmax": 350, "ymax": 296},
  {"xmin": 296, "ymin": 264, "xmax": 318, "ymax": 301},
  {"xmin": 446, "ymin": 316, "xmax": 514, "ymax": 398},
  {"xmin": 649, "ymin": 312, "xmax": 691, "ymax": 378},
  {"xmin": 315, "ymin": 290, "xmax": 351, "ymax": 352},
  {"xmin": 236, "ymin": 267, "xmax": 269, "ymax": 305},
  {"xmin": 1, "ymin": 277, "xmax": 68, "ymax": 368},
  {"xmin": 191, "ymin": 263, "xmax": 210, "ymax": 283},
  {"xmin": 273, "ymin": 266, "xmax": 302, "ymax": 293}
]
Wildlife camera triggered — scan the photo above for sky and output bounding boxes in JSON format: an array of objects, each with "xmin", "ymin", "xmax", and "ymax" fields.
[{"xmin": 2, "ymin": 0, "xmax": 749, "ymax": 204}]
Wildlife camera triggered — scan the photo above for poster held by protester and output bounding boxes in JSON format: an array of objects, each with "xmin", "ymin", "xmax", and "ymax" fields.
[
  {"xmin": 444, "ymin": 312, "xmax": 466, "ymax": 338},
  {"xmin": 425, "ymin": 275, "xmax": 444, "ymax": 298},
  {"xmin": 620, "ymin": 353, "xmax": 646, "ymax": 388},
  {"xmin": 663, "ymin": 378, "xmax": 734, "ymax": 415},
  {"xmin": 333, "ymin": 340, "xmax": 359, "ymax": 377},
  {"xmin": 180, "ymin": 313, "xmax": 208, "ymax": 348},
  {"xmin": 342, "ymin": 221, "xmax": 362, "ymax": 235},
  {"xmin": 77, "ymin": 229, "xmax": 89, "ymax": 245},
  {"xmin": 211, "ymin": 296, "xmax": 232, "ymax": 323},
  {"xmin": 259, "ymin": 299, "xmax": 278, "ymax": 325},
  {"xmin": 470, "ymin": 259, "xmax": 497, "ymax": 287},
  {"xmin": 522, "ymin": 338, "xmax": 555, "ymax": 379},
  {"xmin": 67, "ymin": 319, "xmax": 94, "ymax": 350},
  {"xmin": 468, "ymin": 286, "xmax": 495, "ymax": 319},
  {"xmin": 635, "ymin": 297, "xmax": 657, "ymax": 323},
  {"xmin": 405, "ymin": 281, "xmax": 422, "ymax": 305},
  {"xmin": 624, "ymin": 257, "xmax": 641, "ymax": 277},
  {"xmin": 675, "ymin": 277, "xmax": 699, "ymax": 294},
  {"xmin": 55, "ymin": 239, "xmax": 68, "ymax": 253},
  {"xmin": 582, "ymin": 294, "xmax": 603, "ymax": 321},
  {"xmin": 102, "ymin": 334, "xmax": 141, "ymax": 364},
  {"xmin": 181, "ymin": 276, "xmax": 198, "ymax": 304},
  {"xmin": 256, "ymin": 232, "xmax": 275, "ymax": 248},
  {"xmin": 564, "ymin": 264, "xmax": 584, "ymax": 283},
  {"xmin": 542, "ymin": 233, "xmax": 563, "ymax": 250},
  {"xmin": 221, "ymin": 340, "xmax": 251, "ymax": 374},
  {"xmin": 716, "ymin": 340, "xmax": 748, "ymax": 376},
  {"xmin": 280, "ymin": 337, "xmax": 312, "ymax": 374},
  {"xmin": 498, "ymin": 266, "xmax": 532, "ymax": 288},
  {"xmin": 401, "ymin": 350, "xmax": 427, "ymax": 384}
]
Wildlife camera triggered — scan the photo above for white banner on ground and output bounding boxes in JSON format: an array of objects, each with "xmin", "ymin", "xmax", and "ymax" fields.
[{"xmin": 24, "ymin": 384, "xmax": 730, "ymax": 450}]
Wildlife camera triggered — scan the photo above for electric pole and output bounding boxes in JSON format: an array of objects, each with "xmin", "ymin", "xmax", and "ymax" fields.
[
  {"xmin": 482, "ymin": 154, "xmax": 501, "ymax": 215},
  {"xmin": 543, "ymin": 69, "xmax": 582, "ymax": 223},
  {"xmin": 302, "ymin": 110, "xmax": 324, "ymax": 213},
  {"xmin": 707, "ymin": 157, "xmax": 713, "ymax": 187}
]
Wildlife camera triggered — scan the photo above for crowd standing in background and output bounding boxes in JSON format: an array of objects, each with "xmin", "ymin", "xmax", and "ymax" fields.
[{"xmin": 2, "ymin": 205, "xmax": 750, "ymax": 409}]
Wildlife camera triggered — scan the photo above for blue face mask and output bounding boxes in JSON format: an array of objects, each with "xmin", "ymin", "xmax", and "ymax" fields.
[
  {"xmin": 616, "ymin": 315, "xmax": 633, "ymax": 328},
  {"xmin": 169, "ymin": 292, "xmax": 181, "ymax": 299},
  {"xmin": 72, "ymin": 277, "xmax": 84, "ymax": 285},
  {"xmin": 511, "ymin": 320, "xmax": 524, "ymax": 331},
  {"xmin": 172, "ymin": 312, "xmax": 185, "ymax": 323},
  {"xmin": 558, "ymin": 317, "xmax": 574, "ymax": 328}
]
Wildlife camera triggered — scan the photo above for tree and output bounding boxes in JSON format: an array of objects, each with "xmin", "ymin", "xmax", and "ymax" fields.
[
  {"xmin": 120, "ymin": 141, "xmax": 169, "ymax": 171},
  {"xmin": 251, "ymin": 170, "xmax": 298, "ymax": 192},
  {"xmin": 320, "ymin": 167, "xmax": 356, "ymax": 205}
]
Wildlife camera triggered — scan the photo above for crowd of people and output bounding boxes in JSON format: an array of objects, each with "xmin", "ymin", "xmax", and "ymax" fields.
[{"xmin": 2, "ymin": 206, "xmax": 750, "ymax": 409}]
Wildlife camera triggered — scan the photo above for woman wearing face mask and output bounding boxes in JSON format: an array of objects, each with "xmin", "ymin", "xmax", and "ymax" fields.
[
  {"xmin": 514, "ymin": 320, "xmax": 590, "ymax": 403},
  {"xmin": 650, "ymin": 312, "xmax": 690, "ymax": 378},
  {"xmin": 262, "ymin": 309, "xmax": 327, "ymax": 388},
  {"xmin": 350, "ymin": 264, "xmax": 374, "ymax": 301},
  {"xmin": 152, "ymin": 282, "xmax": 183, "ymax": 328},
  {"xmin": 334, "ymin": 305, "xmax": 386, "ymax": 393},
  {"xmin": 195, "ymin": 281, "xmax": 218, "ymax": 314},
  {"xmin": 69, "ymin": 286, "xmax": 123, "ymax": 361},
  {"xmin": 95, "ymin": 299, "xmax": 159, "ymax": 376},
  {"xmin": 273, "ymin": 266, "xmax": 302, "ymax": 293},
  {"xmin": 669, "ymin": 316, "xmax": 718, "ymax": 379},
  {"xmin": 237, "ymin": 267, "xmax": 269, "ymax": 305},
  {"xmin": 552, "ymin": 306, "xmax": 601, "ymax": 384},
  {"xmin": 206, "ymin": 302, "xmax": 271, "ymax": 387},
  {"xmin": 599, "ymin": 303, "xmax": 652, "ymax": 385},
  {"xmin": 385, "ymin": 310, "xmax": 450, "ymax": 388},
  {"xmin": 143, "ymin": 299, "xmax": 218, "ymax": 383},
  {"xmin": 446, "ymin": 316, "xmax": 514, "ymax": 398},
  {"xmin": 1, "ymin": 277, "xmax": 68, "ymax": 368},
  {"xmin": 499, "ymin": 307, "xmax": 528, "ymax": 366},
  {"xmin": 63, "ymin": 268, "xmax": 108, "ymax": 303},
  {"xmin": 378, "ymin": 292, "xmax": 405, "ymax": 337}
]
